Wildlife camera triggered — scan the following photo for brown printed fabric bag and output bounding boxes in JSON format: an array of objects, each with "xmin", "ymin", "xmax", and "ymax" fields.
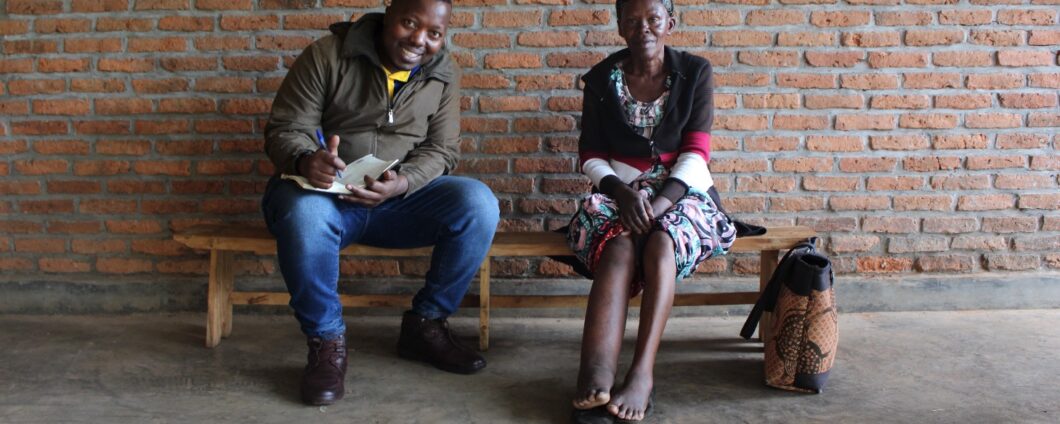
[{"xmin": 740, "ymin": 238, "xmax": 837, "ymax": 394}]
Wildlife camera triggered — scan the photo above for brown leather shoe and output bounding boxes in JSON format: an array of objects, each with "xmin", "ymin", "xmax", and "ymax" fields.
[
  {"xmin": 397, "ymin": 311, "xmax": 486, "ymax": 375},
  {"xmin": 301, "ymin": 335, "xmax": 347, "ymax": 406}
]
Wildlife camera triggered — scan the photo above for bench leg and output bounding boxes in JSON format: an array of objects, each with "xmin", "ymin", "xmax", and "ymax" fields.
[
  {"xmin": 758, "ymin": 250, "xmax": 779, "ymax": 343},
  {"xmin": 206, "ymin": 249, "xmax": 234, "ymax": 348},
  {"xmin": 478, "ymin": 258, "xmax": 490, "ymax": 352}
]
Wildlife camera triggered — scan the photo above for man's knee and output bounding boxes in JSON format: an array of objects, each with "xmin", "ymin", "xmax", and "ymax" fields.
[
  {"xmin": 265, "ymin": 183, "xmax": 340, "ymax": 236},
  {"xmin": 444, "ymin": 177, "xmax": 500, "ymax": 225}
]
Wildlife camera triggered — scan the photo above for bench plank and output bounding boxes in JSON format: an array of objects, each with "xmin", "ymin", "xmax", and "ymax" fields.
[{"xmin": 175, "ymin": 224, "xmax": 816, "ymax": 256}]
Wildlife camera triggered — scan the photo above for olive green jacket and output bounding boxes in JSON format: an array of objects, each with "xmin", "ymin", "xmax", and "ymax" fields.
[{"xmin": 264, "ymin": 13, "xmax": 460, "ymax": 194}]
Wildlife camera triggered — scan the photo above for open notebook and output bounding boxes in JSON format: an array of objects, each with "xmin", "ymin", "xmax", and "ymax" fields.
[{"xmin": 281, "ymin": 154, "xmax": 400, "ymax": 194}]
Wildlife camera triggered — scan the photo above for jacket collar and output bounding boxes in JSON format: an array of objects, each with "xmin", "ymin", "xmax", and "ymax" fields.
[
  {"xmin": 328, "ymin": 13, "xmax": 453, "ymax": 84},
  {"xmin": 582, "ymin": 46, "xmax": 686, "ymax": 96}
]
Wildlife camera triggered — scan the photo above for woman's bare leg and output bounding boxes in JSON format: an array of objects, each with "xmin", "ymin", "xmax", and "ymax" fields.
[
  {"xmin": 608, "ymin": 230, "xmax": 676, "ymax": 421},
  {"xmin": 573, "ymin": 234, "xmax": 636, "ymax": 409}
]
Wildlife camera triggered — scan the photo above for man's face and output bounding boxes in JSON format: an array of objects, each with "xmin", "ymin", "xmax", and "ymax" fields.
[{"xmin": 379, "ymin": 0, "xmax": 451, "ymax": 71}]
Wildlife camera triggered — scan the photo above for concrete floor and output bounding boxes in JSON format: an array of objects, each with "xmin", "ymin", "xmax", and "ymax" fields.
[{"xmin": 0, "ymin": 310, "xmax": 1057, "ymax": 423}]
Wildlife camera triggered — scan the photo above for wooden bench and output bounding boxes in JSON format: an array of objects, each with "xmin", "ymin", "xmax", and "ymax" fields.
[{"xmin": 174, "ymin": 224, "xmax": 816, "ymax": 349}]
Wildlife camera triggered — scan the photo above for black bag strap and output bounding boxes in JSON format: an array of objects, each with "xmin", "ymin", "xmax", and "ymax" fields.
[{"xmin": 739, "ymin": 237, "xmax": 819, "ymax": 340}]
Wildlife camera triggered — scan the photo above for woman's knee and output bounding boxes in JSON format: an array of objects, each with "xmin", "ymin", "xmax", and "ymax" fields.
[{"xmin": 644, "ymin": 230, "xmax": 675, "ymax": 260}]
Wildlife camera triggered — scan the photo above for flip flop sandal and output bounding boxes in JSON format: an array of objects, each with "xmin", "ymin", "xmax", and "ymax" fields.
[{"xmin": 571, "ymin": 405, "xmax": 615, "ymax": 424}]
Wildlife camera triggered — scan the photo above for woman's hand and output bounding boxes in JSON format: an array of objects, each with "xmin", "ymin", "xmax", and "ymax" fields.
[
  {"xmin": 613, "ymin": 185, "xmax": 654, "ymax": 235},
  {"xmin": 649, "ymin": 196, "xmax": 674, "ymax": 218}
]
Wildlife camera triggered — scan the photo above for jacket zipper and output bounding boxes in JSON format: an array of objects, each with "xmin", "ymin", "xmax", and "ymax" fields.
[{"xmin": 386, "ymin": 72, "xmax": 424, "ymax": 126}]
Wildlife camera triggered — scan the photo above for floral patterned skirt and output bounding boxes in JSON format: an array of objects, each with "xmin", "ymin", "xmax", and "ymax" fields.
[{"xmin": 566, "ymin": 165, "xmax": 736, "ymax": 295}]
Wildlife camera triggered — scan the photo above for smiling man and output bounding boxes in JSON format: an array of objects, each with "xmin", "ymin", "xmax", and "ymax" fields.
[{"xmin": 262, "ymin": 0, "xmax": 499, "ymax": 406}]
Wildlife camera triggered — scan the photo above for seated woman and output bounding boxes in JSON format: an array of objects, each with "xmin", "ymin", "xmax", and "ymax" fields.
[{"xmin": 567, "ymin": 0, "xmax": 735, "ymax": 421}]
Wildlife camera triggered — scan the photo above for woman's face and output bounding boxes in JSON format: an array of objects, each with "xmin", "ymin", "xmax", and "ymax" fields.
[{"xmin": 617, "ymin": 0, "xmax": 675, "ymax": 56}]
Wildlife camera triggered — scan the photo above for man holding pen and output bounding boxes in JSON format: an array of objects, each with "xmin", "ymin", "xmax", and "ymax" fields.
[{"xmin": 261, "ymin": 0, "xmax": 499, "ymax": 406}]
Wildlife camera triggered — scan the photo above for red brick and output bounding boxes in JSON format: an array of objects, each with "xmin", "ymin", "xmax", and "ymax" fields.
[
  {"xmin": 96, "ymin": 18, "xmax": 153, "ymax": 32},
  {"xmin": 746, "ymin": 9, "xmax": 804, "ymax": 25},
  {"xmin": 904, "ymin": 72, "xmax": 961, "ymax": 89},
  {"xmin": 7, "ymin": 0, "xmax": 63, "ymax": 14},
  {"xmin": 95, "ymin": 141, "xmax": 150, "ymax": 156},
  {"xmin": 1014, "ymin": 235, "xmax": 1060, "ymax": 252},
  {"xmin": 1029, "ymin": 112, "xmax": 1060, "ymax": 127},
  {"xmin": 1029, "ymin": 30, "xmax": 1060, "ymax": 46},
  {"xmin": 256, "ymin": 35, "xmax": 313, "ymax": 51},
  {"xmin": 11, "ymin": 120, "xmax": 68, "ymax": 135},
  {"xmin": 867, "ymin": 176, "xmax": 924, "ymax": 191},
  {"xmin": 513, "ymin": 116, "xmax": 575, "ymax": 133},
  {"xmin": 133, "ymin": 160, "xmax": 191, "ymax": 176},
  {"xmin": 829, "ymin": 235, "xmax": 879, "ymax": 253},
  {"xmin": 933, "ymin": 51, "xmax": 993, "ymax": 67},
  {"xmin": 97, "ymin": 258, "xmax": 154, "ymax": 274},
  {"xmin": 998, "ymin": 50, "xmax": 1053, "ymax": 67},
  {"xmin": 39, "ymin": 58, "xmax": 90, "ymax": 73},
  {"xmin": 738, "ymin": 51, "xmax": 799, "ymax": 67},
  {"xmin": 39, "ymin": 258, "xmax": 92, "ymax": 273},
  {"xmin": 47, "ymin": 180, "xmax": 101, "ymax": 193},
  {"xmin": 841, "ymin": 74, "xmax": 899, "ymax": 90},
  {"xmin": 967, "ymin": 155, "xmax": 1026, "ymax": 170},
  {"xmin": 895, "ymin": 195, "xmax": 952, "ymax": 211},
  {"xmin": 136, "ymin": 120, "xmax": 190, "ymax": 135},
  {"xmin": 773, "ymin": 114, "xmax": 829, "ymax": 130},
  {"xmin": 195, "ymin": 35, "xmax": 251, "ymax": 51},
  {"xmin": 935, "ymin": 94, "xmax": 992, "ymax": 109},
  {"xmin": 0, "ymin": 101, "xmax": 29, "ymax": 115},
  {"xmin": 548, "ymin": 9, "xmax": 607, "ymax": 26},
  {"xmin": 871, "ymin": 95, "xmax": 930, "ymax": 109},
  {"xmin": 5, "ymin": 39, "xmax": 58, "ymax": 54},
  {"xmin": 743, "ymin": 93, "xmax": 799, "ymax": 109},
  {"xmin": 1019, "ymin": 193, "xmax": 1060, "ymax": 210},
  {"xmin": 584, "ymin": 31, "xmax": 624, "ymax": 46},
  {"xmin": 952, "ymin": 235, "xmax": 1007, "ymax": 251},
  {"xmin": 933, "ymin": 134, "xmax": 989, "ymax": 150},
  {"xmin": 713, "ymin": 31, "xmax": 772, "ymax": 47},
  {"xmin": 1000, "ymin": 93, "xmax": 1057, "ymax": 109},
  {"xmin": 461, "ymin": 118, "xmax": 508, "ymax": 134},
  {"xmin": 33, "ymin": 99, "xmax": 89, "ymax": 116},
  {"xmin": 220, "ymin": 15, "xmax": 278, "ymax": 31},
  {"xmin": 773, "ymin": 157, "xmax": 832, "ymax": 173},
  {"xmin": 540, "ymin": 177, "xmax": 590, "ymax": 194},
  {"xmin": 14, "ymin": 159, "xmax": 68, "ymax": 175},
  {"xmin": 905, "ymin": 156, "xmax": 962, "ymax": 172},
  {"xmin": 515, "ymin": 74, "xmax": 573, "ymax": 91},
  {"xmin": 803, "ymin": 176, "xmax": 858, "ymax": 191},
  {"xmin": 195, "ymin": 119, "xmax": 253, "ymax": 134},
  {"xmin": 938, "ymin": 9, "xmax": 993, "ymax": 25},
  {"xmin": 0, "ymin": 140, "xmax": 29, "ymax": 155},
  {"xmin": 777, "ymin": 32, "xmax": 835, "ymax": 46},
  {"xmin": 917, "ymin": 255, "xmax": 976, "ymax": 273},
  {"xmin": 840, "ymin": 157, "xmax": 898, "ymax": 172},
  {"xmin": 745, "ymin": 136, "xmax": 798, "ymax": 152},
  {"xmin": 876, "ymin": 11, "xmax": 932, "ymax": 26},
  {"xmin": 888, "ymin": 237, "xmax": 949, "ymax": 253},
  {"xmin": 0, "ymin": 58, "xmax": 33, "ymax": 73},
  {"xmin": 857, "ymin": 257, "xmax": 913, "ymax": 273},
  {"xmin": 8, "ymin": 79, "xmax": 63, "ymax": 95},
  {"xmin": 196, "ymin": 0, "xmax": 251, "ymax": 9},
  {"xmin": 810, "ymin": 11, "xmax": 870, "ymax": 27},
  {"xmin": 161, "ymin": 56, "xmax": 217, "ymax": 72},
  {"xmin": 200, "ymin": 199, "xmax": 257, "ymax": 214},
  {"xmin": 0, "ymin": 20, "xmax": 30, "ymax": 35},
  {"xmin": 997, "ymin": 133, "xmax": 1050, "ymax": 149},
  {"xmin": 899, "ymin": 113, "xmax": 958, "ymax": 129},
  {"xmin": 807, "ymin": 136, "xmax": 863, "ymax": 152},
  {"xmin": 842, "ymin": 31, "xmax": 900, "ymax": 47},
  {"xmin": 776, "ymin": 73, "xmax": 835, "ymax": 89},
  {"xmin": 683, "ymin": 10, "xmax": 740, "ymax": 26},
  {"xmin": 923, "ymin": 217, "xmax": 977, "ymax": 235},
  {"xmin": 0, "ymin": 258, "xmax": 34, "ymax": 271},
  {"xmin": 485, "ymin": 53, "xmax": 541, "ymax": 69},
  {"xmin": 710, "ymin": 158, "xmax": 769, "ymax": 173},
  {"xmin": 985, "ymin": 254, "xmax": 1039, "ymax": 271},
  {"xmin": 715, "ymin": 115, "xmax": 769, "ymax": 131},
  {"xmin": 518, "ymin": 31, "xmax": 579, "ymax": 47},
  {"xmin": 196, "ymin": 77, "xmax": 254, "ymax": 93},
  {"xmin": 836, "ymin": 114, "xmax": 896, "ymax": 130},
  {"xmin": 956, "ymin": 194, "xmax": 1015, "ymax": 211},
  {"xmin": 906, "ymin": 30, "xmax": 964, "ymax": 46},
  {"xmin": 736, "ymin": 176, "xmax": 796, "ymax": 193},
  {"xmin": 770, "ymin": 196, "xmax": 825, "ymax": 212},
  {"xmin": 547, "ymin": 96, "xmax": 581, "ymax": 112},
  {"xmin": 998, "ymin": 9, "xmax": 1057, "ymax": 26},
  {"xmin": 869, "ymin": 135, "xmax": 930, "ymax": 151},
  {"xmin": 996, "ymin": 175, "xmax": 1053, "ymax": 190},
  {"xmin": 971, "ymin": 30, "xmax": 1025, "ymax": 47},
  {"xmin": 965, "ymin": 113, "xmax": 1022, "ymax": 129},
  {"xmin": 863, "ymin": 217, "xmax": 918, "ymax": 233},
  {"xmin": 104, "ymin": 220, "xmax": 163, "ymax": 234},
  {"xmin": 0, "ymin": 181, "xmax": 41, "ymax": 195},
  {"xmin": 513, "ymin": 158, "xmax": 574, "ymax": 173},
  {"xmin": 931, "ymin": 175, "xmax": 990, "ymax": 190},
  {"xmin": 868, "ymin": 52, "xmax": 928, "ymax": 68},
  {"xmin": 99, "ymin": 58, "xmax": 154, "ymax": 72},
  {"xmin": 546, "ymin": 52, "xmax": 606, "ymax": 68},
  {"xmin": 71, "ymin": 79, "xmax": 125, "ymax": 93}
]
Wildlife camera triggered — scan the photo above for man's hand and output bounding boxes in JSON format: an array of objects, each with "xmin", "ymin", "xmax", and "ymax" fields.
[
  {"xmin": 613, "ymin": 186, "xmax": 654, "ymax": 235},
  {"xmin": 338, "ymin": 170, "xmax": 409, "ymax": 207},
  {"xmin": 298, "ymin": 135, "xmax": 346, "ymax": 189}
]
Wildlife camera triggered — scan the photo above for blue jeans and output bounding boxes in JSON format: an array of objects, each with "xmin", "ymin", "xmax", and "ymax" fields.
[{"xmin": 261, "ymin": 175, "xmax": 499, "ymax": 339}]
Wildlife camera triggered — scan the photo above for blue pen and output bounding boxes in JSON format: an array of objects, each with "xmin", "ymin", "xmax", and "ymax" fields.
[{"xmin": 315, "ymin": 128, "xmax": 342, "ymax": 178}]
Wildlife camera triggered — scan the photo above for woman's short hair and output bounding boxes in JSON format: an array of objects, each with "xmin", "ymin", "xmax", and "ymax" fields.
[{"xmin": 615, "ymin": 0, "xmax": 675, "ymax": 19}]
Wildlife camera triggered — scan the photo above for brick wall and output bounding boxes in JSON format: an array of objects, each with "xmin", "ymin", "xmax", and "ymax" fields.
[{"xmin": 0, "ymin": 0, "xmax": 1057, "ymax": 283}]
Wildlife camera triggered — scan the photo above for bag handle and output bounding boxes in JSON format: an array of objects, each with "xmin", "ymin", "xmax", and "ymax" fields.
[{"xmin": 739, "ymin": 237, "xmax": 818, "ymax": 340}]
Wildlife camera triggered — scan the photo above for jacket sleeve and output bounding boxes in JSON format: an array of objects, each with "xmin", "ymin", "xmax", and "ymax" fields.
[
  {"xmin": 264, "ymin": 40, "xmax": 330, "ymax": 176},
  {"xmin": 578, "ymin": 84, "xmax": 617, "ymax": 189},
  {"xmin": 667, "ymin": 61, "xmax": 715, "ymax": 195},
  {"xmin": 397, "ymin": 63, "xmax": 461, "ymax": 195}
]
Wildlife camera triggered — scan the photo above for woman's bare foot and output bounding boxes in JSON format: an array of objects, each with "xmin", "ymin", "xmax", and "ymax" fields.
[
  {"xmin": 607, "ymin": 370, "xmax": 653, "ymax": 421},
  {"xmin": 572, "ymin": 364, "xmax": 614, "ymax": 409}
]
